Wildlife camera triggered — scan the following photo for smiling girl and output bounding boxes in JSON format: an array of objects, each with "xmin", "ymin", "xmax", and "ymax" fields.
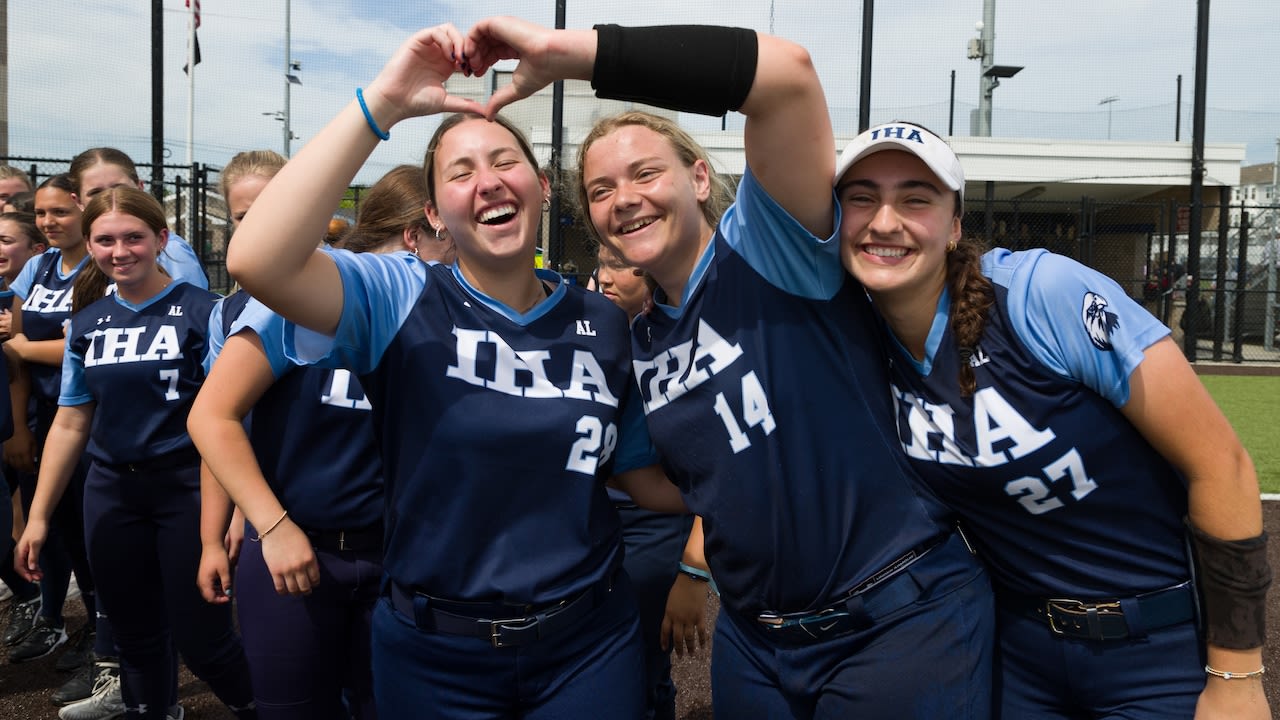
[{"xmin": 17, "ymin": 186, "xmax": 255, "ymax": 720}]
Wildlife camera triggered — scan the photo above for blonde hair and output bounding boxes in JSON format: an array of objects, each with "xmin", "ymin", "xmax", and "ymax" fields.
[
  {"xmin": 219, "ymin": 150, "xmax": 286, "ymax": 199},
  {"xmin": 574, "ymin": 111, "xmax": 734, "ymax": 243}
]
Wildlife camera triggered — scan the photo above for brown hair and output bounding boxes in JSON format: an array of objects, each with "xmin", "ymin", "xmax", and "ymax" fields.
[
  {"xmin": 574, "ymin": 111, "xmax": 734, "ymax": 244},
  {"xmin": 342, "ymin": 165, "xmax": 429, "ymax": 254},
  {"xmin": 69, "ymin": 147, "xmax": 140, "ymax": 197},
  {"xmin": 422, "ymin": 113, "xmax": 542, "ymax": 207},
  {"xmin": 0, "ymin": 211, "xmax": 45, "ymax": 251},
  {"xmin": 219, "ymin": 149, "xmax": 286, "ymax": 199},
  {"xmin": 947, "ymin": 236, "xmax": 995, "ymax": 396},
  {"xmin": 73, "ymin": 187, "xmax": 168, "ymax": 312}
]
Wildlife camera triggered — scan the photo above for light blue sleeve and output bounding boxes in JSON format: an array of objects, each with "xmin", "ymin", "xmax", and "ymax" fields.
[
  {"xmin": 612, "ymin": 393, "xmax": 660, "ymax": 474},
  {"xmin": 228, "ymin": 298, "xmax": 293, "ymax": 379},
  {"xmin": 720, "ymin": 167, "xmax": 845, "ymax": 300},
  {"xmin": 160, "ymin": 234, "xmax": 210, "ymax": 290},
  {"xmin": 205, "ymin": 298, "xmax": 227, "ymax": 371},
  {"xmin": 992, "ymin": 248, "xmax": 1171, "ymax": 407},
  {"xmin": 11, "ymin": 248, "xmax": 53, "ymax": 300},
  {"xmin": 283, "ymin": 250, "xmax": 427, "ymax": 373},
  {"xmin": 57, "ymin": 334, "xmax": 93, "ymax": 406}
]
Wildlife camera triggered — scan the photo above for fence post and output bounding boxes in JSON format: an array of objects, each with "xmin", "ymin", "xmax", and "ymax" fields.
[
  {"xmin": 1233, "ymin": 211, "xmax": 1248, "ymax": 363},
  {"xmin": 1212, "ymin": 187, "xmax": 1229, "ymax": 361}
]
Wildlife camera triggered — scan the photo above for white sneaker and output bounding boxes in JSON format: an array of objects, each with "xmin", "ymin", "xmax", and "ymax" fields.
[{"xmin": 59, "ymin": 662, "xmax": 123, "ymax": 720}]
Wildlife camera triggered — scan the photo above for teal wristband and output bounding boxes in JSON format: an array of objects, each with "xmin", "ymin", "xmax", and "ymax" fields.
[
  {"xmin": 356, "ymin": 88, "xmax": 390, "ymax": 141},
  {"xmin": 678, "ymin": 562, "xmax": 710, "ymax": 581},
  {"xmin": 678, "ymin": 562, "xmax": 719, "ymax": 597}
]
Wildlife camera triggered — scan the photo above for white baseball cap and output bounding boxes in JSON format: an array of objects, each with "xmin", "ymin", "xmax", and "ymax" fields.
[{"xmin": 835, "ymin": 123, "xmax": 965, "ymax": 203}]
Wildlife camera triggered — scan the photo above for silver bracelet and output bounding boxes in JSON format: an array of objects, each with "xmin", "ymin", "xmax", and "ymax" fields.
[{"xmin": 1204, "ymin": 664, "xmax": 1266, "ymax": 680}]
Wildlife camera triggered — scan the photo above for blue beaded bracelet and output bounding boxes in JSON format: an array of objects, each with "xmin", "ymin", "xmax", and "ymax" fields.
[{"xmin": 356, "ymin": 87, "xmax": 390, "ymax": 141}]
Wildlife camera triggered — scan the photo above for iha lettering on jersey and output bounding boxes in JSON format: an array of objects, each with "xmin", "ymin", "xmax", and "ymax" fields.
[
  {"xmin": 445, "ymin": 326, "xmax": 620, "ymax": 407},
  {"xmin": 21, "ymin": 284, "xmax": 74, "ymax": 314},
  {"xmin": 891, "ymin": 383, "xmax": 1100, "ymax": 515},
  {"xmin": 320, "ymin": 368, "xmax": 372, "ymax": 411},
  {"xmin": 82, "ymin": 324, "xmax": 184, "ymax": 368},
  {"xmin": 632, "ymin": 319, "xmax": 743, "ymax": 414}
]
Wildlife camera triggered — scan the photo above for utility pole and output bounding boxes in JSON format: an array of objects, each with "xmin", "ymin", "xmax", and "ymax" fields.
[{"xmin": 0, "ymin": 0, "xmax": 8, "ymax": 159}]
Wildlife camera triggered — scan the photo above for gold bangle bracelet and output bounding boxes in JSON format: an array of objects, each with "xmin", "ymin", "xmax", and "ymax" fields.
[{"xmin": 250, "ymin": 510, "xmax": 290, "ymax": 543}]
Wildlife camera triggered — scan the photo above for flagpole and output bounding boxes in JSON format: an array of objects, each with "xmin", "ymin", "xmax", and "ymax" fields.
[{"xmin": 186, "ymin": 1, "xmax": 195, "ymax": 171}]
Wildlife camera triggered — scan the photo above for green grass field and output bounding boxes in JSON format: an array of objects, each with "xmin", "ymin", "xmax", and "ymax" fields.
[{"xmin": 1200, "ymin": 375, "xmax": 1280, "ymax": 494}]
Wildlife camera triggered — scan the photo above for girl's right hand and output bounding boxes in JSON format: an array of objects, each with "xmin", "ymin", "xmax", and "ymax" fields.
[
  {"xmin": 363, "ymin": 23, "xmax": 485, "ymax": 131},
  {"xmin": 14, "ymin": 521, "xmax": 48, "ymax": 582},
  {"xmin": 260, "ymin": 519, "xmax": 321, "ymax": 596}
]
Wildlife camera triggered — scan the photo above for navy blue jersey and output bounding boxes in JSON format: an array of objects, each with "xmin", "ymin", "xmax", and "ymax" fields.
[
  {"xmin": 12, "ymin": 248, "xmax": 90, "ymax": 404},
  {"xmin": 218, "ymin": 295, "xmax": 383, "ymax": 530},
  {"xmin": 60, "ymin": 282, "xmax": 219, "ymax": 466},
  {"xmin": 884, "ymin": 248, "xmax": 1187, "ymax": 598},
  {"xmin": 631, "ymin": 169, "xmax": 951, "ymax": 618},
  {"xmin": 286, "ymin": 252, "xmax": 652, "ymax": 605}
]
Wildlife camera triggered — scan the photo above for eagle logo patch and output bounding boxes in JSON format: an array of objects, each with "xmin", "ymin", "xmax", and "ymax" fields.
[{"xmin": 1082, "ymin": 291, "xmax": 1119, "ymax": 351}]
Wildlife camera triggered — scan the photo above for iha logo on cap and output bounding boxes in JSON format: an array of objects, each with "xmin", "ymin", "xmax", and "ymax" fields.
[{"xmin": 868, "ymin": 126, "xmax": 926, "ymax": 144}]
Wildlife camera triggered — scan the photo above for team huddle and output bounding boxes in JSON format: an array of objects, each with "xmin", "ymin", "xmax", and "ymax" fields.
[{"xmin": 0, "ymin": 14, "xmax": 1271, "ymax": 720}]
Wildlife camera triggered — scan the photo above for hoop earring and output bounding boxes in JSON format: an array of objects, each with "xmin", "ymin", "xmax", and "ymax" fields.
[
  {"xmin": 946, "ymin": 240, "xmax": 958, "ymax": 252},
  {"xmin": 434, "ymin": 226, "xmax": 443, "ymax": 240},
  {"xmin": 542, "ymin": 196, "xmax": 551, "ymax": 212}
]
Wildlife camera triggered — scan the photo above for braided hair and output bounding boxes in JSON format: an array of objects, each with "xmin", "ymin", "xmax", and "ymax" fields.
[{"xmin": 946, "ymin": 235, "xmax": 995, "ymax": 396}]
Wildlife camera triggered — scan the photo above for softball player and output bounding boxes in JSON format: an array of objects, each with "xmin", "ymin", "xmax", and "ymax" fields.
[
  {"xmin": 69, "ymin": 148, "xmax": 208, "ymax": 291},
  {"xmin": 223, "ymin": 25, "xmax": 685, "ymax": 719},
  {"xmin": 16, "ymin": 186, "xmax": 255, "ymax": 720},
  {"xmin": 6, "ymin": 176, "xmax": 97, "ymax": 668},
  {"xmin": 836, "ymin": 121, "xmax": 1271, "ymax": 719},
  {"xmin": 192, "ymin": 158, "xmax": 442, "ymax": 720},
  {"xmin": 0, "ymin": 210, "xmax": 45, "ymax": 643},
  {"xmin": 469, "ymin": 18, "xmax": 995, "ymax": 718}
]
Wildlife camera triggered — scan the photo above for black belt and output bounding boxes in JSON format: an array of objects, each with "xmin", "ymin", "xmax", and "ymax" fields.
[
  {"xmin": 753, "ymin": 534, "xmax": 950, "ymax": 644},
  {"xmin": 299, "ymin": 523, "xmax": 383, "ymax": 553},
  {"xmin": 387, "ymin": 573, "xmax": 615, "ymax": 649},
  {"xmin": 98, "ymin": 446, "xmax": 201, "ymax": 474},
  {"xmin": 1001, "ymin": 581, "xmax": 1196, "ymax": 641}
]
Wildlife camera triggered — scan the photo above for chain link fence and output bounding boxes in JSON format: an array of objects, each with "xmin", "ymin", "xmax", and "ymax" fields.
[{"xmin": 5, "ymin": 156, "xmax": 1277, "ymax": 363}]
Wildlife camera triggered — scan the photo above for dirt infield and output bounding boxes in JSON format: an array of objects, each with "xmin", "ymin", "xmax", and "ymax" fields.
[{"xmin": 4, "ymin": 502, "xmax": 1279, "ymax": 718}]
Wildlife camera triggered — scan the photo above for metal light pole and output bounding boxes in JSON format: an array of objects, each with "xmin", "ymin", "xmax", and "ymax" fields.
[
  {"xmin": 968, "ymin": 0, "xmax": 1021, "ymax": 138},
  {"xmin": 1099, "ymin": 95, "xmax": 1118, "ymax": 139}
]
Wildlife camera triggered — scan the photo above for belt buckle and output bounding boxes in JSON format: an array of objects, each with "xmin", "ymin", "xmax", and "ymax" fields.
[
  {"xmin": 489, "ymin": 616, "xmax": 537, "ymax": 648},
  {"xmin": 1044, "ymin": 598, "xmax": 1121, "ymax": 637}
]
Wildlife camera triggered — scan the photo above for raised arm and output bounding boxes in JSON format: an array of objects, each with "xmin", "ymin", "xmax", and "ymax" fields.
[
  {"xmin": 466, "ymin": 17, "xmax": 834, "ymax": 237},
  {"xmin": 226, "ymin": 24, "xmax": 482, "ymax": 334},
  {"xmin": 1120, "ymin": 337, "xmax": 1270, "ymax": 719}
]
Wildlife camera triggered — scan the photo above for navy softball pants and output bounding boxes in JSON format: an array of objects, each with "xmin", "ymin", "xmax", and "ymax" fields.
[
  {"xmin": 83, "ymin": 461, "xmax": 256, "ymax": 719},
  {"xmin": 235, "ymin": 530, "xmax": 381, "ymax": 719}
]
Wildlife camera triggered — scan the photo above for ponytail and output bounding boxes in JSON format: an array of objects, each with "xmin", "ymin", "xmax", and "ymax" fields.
[{"xmin": 946, "ymin": 238, "xmax": 994, "ymax": 397}]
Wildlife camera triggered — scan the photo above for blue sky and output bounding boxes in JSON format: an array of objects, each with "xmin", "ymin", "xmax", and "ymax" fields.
[{"xmin": 8, "ymin": 0, "xmax": 1278, "ymax": 185}]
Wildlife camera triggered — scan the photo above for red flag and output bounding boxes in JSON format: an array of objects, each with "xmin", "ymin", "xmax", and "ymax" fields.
[{"xmin": 183, "ymin": 0, "xmax": 202, "ymax": 74}]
